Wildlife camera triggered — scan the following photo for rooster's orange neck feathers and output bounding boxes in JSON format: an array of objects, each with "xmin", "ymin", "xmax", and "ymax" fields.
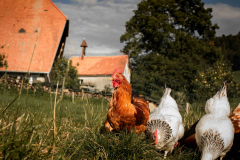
[{"xmin": 113, "ymin": 76, "xmax": 133, "ymax": 112}]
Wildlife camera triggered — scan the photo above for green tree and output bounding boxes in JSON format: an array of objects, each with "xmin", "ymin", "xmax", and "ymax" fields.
[
  {"xmin": 51, "ymin": 57, "xmax": 80, "ymax": 89},
  {"xmin": 120, "ymin": 0, "xmax": 233, "ymax": 99},
  {"xmin": 215, "ymin": 32, "xmax": 240, "ymax": 71},
  {"xmin": 120, "ymin": 0, "xmax": 219, "ymax": 57}
]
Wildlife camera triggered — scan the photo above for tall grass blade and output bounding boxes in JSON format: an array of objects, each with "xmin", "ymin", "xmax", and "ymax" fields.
[
  {"xmin": 3, "ymin": 44, "xmax": 9, "ymax": 94},
  {"xmin": 1, "ymin": 95, "xmax": 19, "ymax": 116},
  {"xmin": 53, "ymin": 81, "xmax": 59, "ymax": 147}
]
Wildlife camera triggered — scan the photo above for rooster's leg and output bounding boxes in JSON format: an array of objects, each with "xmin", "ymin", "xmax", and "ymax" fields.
[{"xmin": 104, "ymin": 119, "xmax": 113, "ymax": 132}]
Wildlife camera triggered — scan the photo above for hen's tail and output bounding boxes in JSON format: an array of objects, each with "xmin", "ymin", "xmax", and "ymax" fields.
[
  {"xmin": 162, "ymin": 85, "xmax": 171, "ymax": 98},
  {"xmin": 215, "ymin": 81, "xmax": 227, "ymax": 99}
]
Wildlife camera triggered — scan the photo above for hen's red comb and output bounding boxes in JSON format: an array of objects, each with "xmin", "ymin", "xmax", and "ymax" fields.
[
  {"xmin": 154, "ymin": 129, "xmax": 158, "ymax": 145},
  {"xmin": 113, "ymin": 68, "xmax": 123, "ymax": 75}
]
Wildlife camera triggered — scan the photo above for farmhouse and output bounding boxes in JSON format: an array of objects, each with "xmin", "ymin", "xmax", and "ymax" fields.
[
  {"xmin": 0, "ymin": 0, "xmax": 69, "ymax": 84},
  {"xmin": 71, "ymin": 40, "xmax": 130, "ymax": 93}
]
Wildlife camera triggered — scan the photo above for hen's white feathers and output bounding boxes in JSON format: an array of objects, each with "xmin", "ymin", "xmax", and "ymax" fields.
[
  {"xmin": 147, "ymin": 88, "xmax": 184, "ymax": 158},
  {"xmin": 150, "ymin": 88, "xmax": 181, "ymax": 120},
  {"xmin": 196, "ymin": 82, "xmax": 234, "ymax": 160},
  {"xmin": 205, "ymin": 81, "xmax": 230, "ymax": 117}
]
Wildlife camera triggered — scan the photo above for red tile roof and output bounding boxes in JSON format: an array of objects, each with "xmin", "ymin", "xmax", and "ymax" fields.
[
  {"xmin": 80, "ymin": 40, "xmax": 88, "ymax": 47},
  {"xmin": 0, "ymin": 0, "xmax": 68, "ymax": 73},
  {"xmin": 71, "ymin": 55, "xmax": 129, "ymax": 76}
]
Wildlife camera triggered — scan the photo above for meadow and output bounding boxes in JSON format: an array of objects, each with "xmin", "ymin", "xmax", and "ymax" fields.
[{"xmin": 0, "ymin": 85, "xmax": 239, "ymax": 160}]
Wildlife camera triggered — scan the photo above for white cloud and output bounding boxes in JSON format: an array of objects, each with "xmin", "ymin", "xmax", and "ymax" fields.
[
  {"xmin": 71, "ymin": 0, "xmax": 98, "ymax": 4},
  {"xmin": 205, "ymin": 3, "xmax": 240, "ymax": 36},
  {"xmin": 206, "ymin": 3, "xmax": 240, "ymax": 19},
  {"xmin": 55, "ymin": 1, "xmax": 140, "ymax": 58}
]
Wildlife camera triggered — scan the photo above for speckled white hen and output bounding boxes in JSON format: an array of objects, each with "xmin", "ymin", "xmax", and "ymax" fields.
[
  {"xmin": 195, "ymin": 81, "xmax": 234, "ymax": 160},
  {"xmin": 146, "ymin": 87, "xmax": 184, "ymax": 159}
]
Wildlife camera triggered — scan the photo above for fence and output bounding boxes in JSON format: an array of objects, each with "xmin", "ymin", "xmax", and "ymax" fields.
[
  {"xmin": 0, "ymin": 79, "xmax": 112, "ymax": 101},
  {"xmin": 1, "ymin": 71, "xmax": 240, "ymax": 112}
]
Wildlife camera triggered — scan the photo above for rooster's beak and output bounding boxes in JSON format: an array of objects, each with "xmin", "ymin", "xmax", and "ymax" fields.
[{"xmin": 109, "ymin": 78, "xmax": 114, "ymax": 81}]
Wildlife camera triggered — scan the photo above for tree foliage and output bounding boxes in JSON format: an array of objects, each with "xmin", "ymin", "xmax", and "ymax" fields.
[
  {"xmin": 194, "ymin": 61, "xmax": 238, "ymax": 99},
  {"xmin": 51, "ymin": 57, "xmax": 80, "ymax": 89},
  {"xmin": 215, "ymin": 32, "xmax": 240, "ymax": 71},
  {"xmin": 120, "ymin": 0, "xmax": 219, "ymax": 57},
  {"xmin": 120, "ymin": 0, "xmax": 236, "ymax": 100}
]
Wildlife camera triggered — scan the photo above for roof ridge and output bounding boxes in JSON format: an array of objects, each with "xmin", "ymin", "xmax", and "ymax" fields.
[
  {"xmin": 71, "ymin": 54, "xmax": 129, "ymax": 75},
  {"xmin": 48, "ymin": 0, "xmax": 68, "ymax": 20},
  {"xmin": 71, "ymin": 55, "xmax": 128, "ymax": 58}
]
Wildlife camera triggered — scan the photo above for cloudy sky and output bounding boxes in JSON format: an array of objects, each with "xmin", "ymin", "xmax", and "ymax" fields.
[{"xmin": 52, "ymin": 0, "xmax": 240, "ymax": 58}]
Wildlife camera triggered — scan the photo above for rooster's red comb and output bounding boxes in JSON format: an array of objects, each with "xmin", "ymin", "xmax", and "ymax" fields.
[{"xmin": 112, "ymin": 68, "xmax": 123, "ymax": 75}]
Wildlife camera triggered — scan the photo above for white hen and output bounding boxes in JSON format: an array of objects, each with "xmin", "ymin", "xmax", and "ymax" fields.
[
  {"xmin": 146, "ymin": 87, "xmax": 184, "ymax": 159},
  {"xmin": 195, "ymin": 81, "xmax": 234, "ymax": 160}
]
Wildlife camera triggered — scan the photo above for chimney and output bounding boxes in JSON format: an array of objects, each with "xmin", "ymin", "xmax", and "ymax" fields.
[{"xmin": 80, "ymin": 37, "xmax": 88, "ymax": 59}]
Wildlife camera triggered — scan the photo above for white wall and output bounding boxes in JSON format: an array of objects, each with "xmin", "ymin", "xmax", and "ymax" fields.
[
  {"xmin": 3, "ymin": 73, "xmax": 48, "ymax": 84},
  {"xmin": 79, "ymin": 61, "xmax": 131, "ymax": 92},
  {"xmin": 123, "ymin": 60, "xmax": 131, "ymax": 83},
  {"xmin": 80, "ymin": 76, "xmax": 113, "ymax": 92},
  {"xmin": 27, "ymin": 74, "xmax": 48, "ymax": 84}
]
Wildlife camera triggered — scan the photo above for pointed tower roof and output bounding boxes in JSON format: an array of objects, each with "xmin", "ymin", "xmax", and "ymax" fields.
[{"xmin": 80, "ymin": 38, "xmax": 88, "ymax": 47}]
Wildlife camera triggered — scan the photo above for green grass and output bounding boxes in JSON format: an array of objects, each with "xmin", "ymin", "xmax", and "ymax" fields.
[{"xmin": 0, "ymin": 85, "xmax": 239, "ymax": 159}]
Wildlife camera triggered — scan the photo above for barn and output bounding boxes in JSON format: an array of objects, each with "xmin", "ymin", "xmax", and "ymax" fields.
[
  {"xmin": 71, "ymin": 39, "xmax": 130, "ymax": 93},
  {"xmin": 0, "ymin": 0, "xmax": 69, "ymax": 84}
]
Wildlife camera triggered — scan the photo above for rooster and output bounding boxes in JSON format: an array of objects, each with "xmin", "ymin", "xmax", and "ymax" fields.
[
  {"xmin": 195, "ymin": 81, "xmax": 234, "ymax": 160},
  {"xmin": 104, "ymin": 68, "xmax": 149, "ymax": 134},
  {"xmin": 146, "ymin": 87, "xmax": 184, "ymax": 159}
]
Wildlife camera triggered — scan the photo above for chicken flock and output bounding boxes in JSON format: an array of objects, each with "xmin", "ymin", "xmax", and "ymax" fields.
[{"xmin": 104, "ymin": 68, "xmax": 240, "ymax": 159}]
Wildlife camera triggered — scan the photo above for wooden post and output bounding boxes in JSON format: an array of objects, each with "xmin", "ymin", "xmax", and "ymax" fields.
[
  {"xmin": 82, "ymin": 89, "xmax": 84, "ymax": 100},
  {"xmin": 72, "ymin": 92, "xmax": 74, "ymax": 103},
  {"xmin": 186, "ymin": 102, "xmax": 190, "ymax": 115}
]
